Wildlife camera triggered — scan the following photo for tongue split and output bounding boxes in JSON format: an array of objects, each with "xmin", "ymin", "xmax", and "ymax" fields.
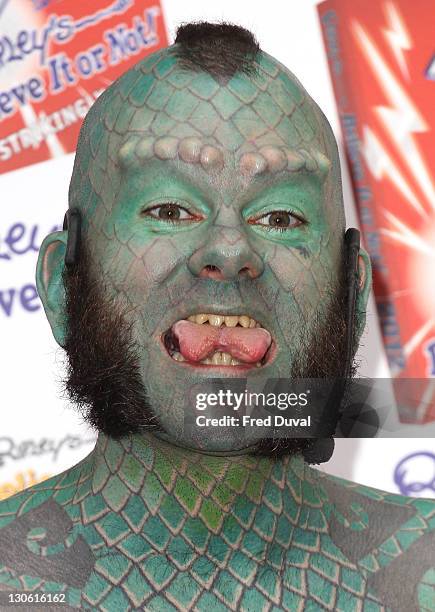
[{"xmin": 172, "ymin": 320, "xmax": 272, "ymax": 364}]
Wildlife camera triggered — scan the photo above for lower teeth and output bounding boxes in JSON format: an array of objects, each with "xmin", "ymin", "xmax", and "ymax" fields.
[{"xmin": 171, "ymin": 351, "xmax": 262, "ymax": 367}]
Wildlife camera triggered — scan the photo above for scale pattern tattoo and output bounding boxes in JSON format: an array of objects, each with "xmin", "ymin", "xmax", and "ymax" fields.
[
  {"xmin": 0, "ymin": 435, "xmax": 434, "ymax": 610},
  {"xmin": 1, "ymin": 34, "xmax": 434, "ymax": 612}
]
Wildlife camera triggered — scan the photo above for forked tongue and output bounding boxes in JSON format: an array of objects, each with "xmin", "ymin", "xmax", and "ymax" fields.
[{"xmin": 172, "ymin": 320, "xmax": 272, "ymax": 363}]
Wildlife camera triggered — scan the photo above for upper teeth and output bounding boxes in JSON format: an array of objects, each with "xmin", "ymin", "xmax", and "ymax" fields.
[{"xmin": 187, "ymin": 314, "xmax": 260, "ymax": 328}]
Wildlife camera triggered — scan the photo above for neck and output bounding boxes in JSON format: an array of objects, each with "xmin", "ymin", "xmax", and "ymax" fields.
[{"xmin": 88, "ymin": 433, "xmax": 324, "ymax": 532}]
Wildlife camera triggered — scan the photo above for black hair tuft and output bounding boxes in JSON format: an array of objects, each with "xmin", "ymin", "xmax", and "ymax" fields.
[{"xmin": 174, "ymin": 22, "xmax": 260, "ymax": 81}]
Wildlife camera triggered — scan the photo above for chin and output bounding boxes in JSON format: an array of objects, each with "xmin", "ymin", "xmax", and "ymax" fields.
[{"xmin": 153, "ymin": 428, "xmax": 263, "ymax": 455}]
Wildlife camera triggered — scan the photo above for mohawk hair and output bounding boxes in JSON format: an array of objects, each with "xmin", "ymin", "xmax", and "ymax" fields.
[{"xmin": 174, "ymin": 22, "xmax": 260, "ymax": 81}]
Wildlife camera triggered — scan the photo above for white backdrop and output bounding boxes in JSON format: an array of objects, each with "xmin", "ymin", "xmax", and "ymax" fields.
[{"xmin": 1, "ymin": 0, "xmax": 433, "ymax": 500}]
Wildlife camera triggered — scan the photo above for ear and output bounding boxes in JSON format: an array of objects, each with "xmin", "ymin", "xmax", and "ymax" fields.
[
  {"xmin": 355, "ymin": 247, "xmax": 372, "ymax": 342},
  {"xmin": 36, "ymin": 230, "xmax": 68, "ymax": 347}
]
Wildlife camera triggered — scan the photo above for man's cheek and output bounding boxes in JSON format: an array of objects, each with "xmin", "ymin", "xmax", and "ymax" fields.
[
  {"xmin": 267, "ymin": 244, "xmax": 321, "ymax": 296},
  {"xmin": 98, "ymin": 237, "xmax": 186, "ymax": 305},
  {"xmin": 117, "ymin": 239, "xmax": 198, "ymax": 339},
  {"xmin": 263, "ymin": 246, "xmax": 330, "ymax": 346}
]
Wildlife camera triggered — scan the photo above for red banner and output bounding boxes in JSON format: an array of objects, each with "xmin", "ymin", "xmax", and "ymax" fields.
[
  {"xmin": 318, "ymin": 0, "xmax": 435, "ymax": 422},
  {"xmin": 0, "ymin": 0, "xmax": 168, "ymax": 174}
]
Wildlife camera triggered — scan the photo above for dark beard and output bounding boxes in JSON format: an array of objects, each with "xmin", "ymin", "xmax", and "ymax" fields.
[
  {"xmin": 62, "ymin": 240, "xmax": 353, "ymax": 457},
  {"xmin": 254, "ymin": 252, "xmax": 354, "ymax": 457},
  {"xmin": 63, "ymin": 245, "xmax": 159, "ymax": 437}
]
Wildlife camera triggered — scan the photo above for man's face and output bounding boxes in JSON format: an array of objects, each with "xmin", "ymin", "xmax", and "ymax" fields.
[{"xmin": 44, "ymin": 51, "xmax": 352, "ymax": 453}]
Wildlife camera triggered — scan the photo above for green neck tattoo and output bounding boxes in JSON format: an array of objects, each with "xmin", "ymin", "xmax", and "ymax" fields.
[
  {"xmin": 1, "ymin": 434, "xmax": 434, "ymax": 610},
  {"xmin": 90, "ymin": 432, "xmax": 321, "ymax": 533}
]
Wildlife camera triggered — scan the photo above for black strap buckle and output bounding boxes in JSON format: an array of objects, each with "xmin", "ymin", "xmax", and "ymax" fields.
[
  {"xmin": 344, "ymin": 227, "xmax": 360, "ymax": 378},
  {"xmin": 62, "ymin": 208, "xmax": 81, "ymax": 268},
  {"xmin": 302, "ymin": 228, "xmax": 361, "ymax": 465}
]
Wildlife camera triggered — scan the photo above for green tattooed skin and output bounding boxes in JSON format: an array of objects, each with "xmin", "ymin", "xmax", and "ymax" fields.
[
  {"xmin": 0, "ymin": 29, "xmax": 434, "ymax": 612},
  {"xmin": 0, "ymin": 435, "xmax": 435, "ymax": 610}
]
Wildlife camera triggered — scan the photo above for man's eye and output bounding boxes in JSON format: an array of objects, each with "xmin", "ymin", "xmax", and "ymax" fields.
[
  {"xmin": 250, "ymin": 210, "xmax": 304, "ymax": 231},
  {"xmin": 142, "ymin": 203, "xmax": 198, "ymax": 222}
]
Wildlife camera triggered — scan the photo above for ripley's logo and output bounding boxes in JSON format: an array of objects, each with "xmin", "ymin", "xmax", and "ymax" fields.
[
  {"xmin": 0, "ymin": 0, "xmax": 167, "ymax": 175},
  {"xmin": 0, "ymin": 220, "xmax": 60, "ymax": 317},
  {"xmin": 0, "ymin": 434, "xmax": 96, "ymax": 466},
  {"xmin": 394, "ymin": 451, "xmax": 435, "ymax": 497}
]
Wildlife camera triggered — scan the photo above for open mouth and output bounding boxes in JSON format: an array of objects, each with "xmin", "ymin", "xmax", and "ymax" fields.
[{"xmin": 162, "ymin": 313, "xmax": 274, "ymax": 368}]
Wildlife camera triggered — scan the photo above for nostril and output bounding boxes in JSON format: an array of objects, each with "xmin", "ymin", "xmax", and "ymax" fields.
[
  {"xmin": 239, "ymin": 266, "xmax": 253, "ymax": 278},
  {"xmin": 199, "ymin": 264, "xmax": 225, "ymax": 280}
]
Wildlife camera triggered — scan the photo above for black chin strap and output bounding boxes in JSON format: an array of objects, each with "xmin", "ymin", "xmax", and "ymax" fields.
[
  {"xmin": 63, "ymin": 208, "xmax": 81, "ymax": 268},
  {"xmin": 344, "ymin": 228, "xmax": 361, "ymax": 379},
  {"xmin": 302, "ymin": 228, "xmax": 361, "ymax": 465}
]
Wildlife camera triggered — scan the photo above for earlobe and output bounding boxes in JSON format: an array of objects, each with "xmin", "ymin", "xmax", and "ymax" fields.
[
  {"xmin": 355, "ymin": 247, "xmax": 372, "ymax": 341},
  {"xmin": 36, "ymin": 231, "xmax": 68, "ymax": 347}
]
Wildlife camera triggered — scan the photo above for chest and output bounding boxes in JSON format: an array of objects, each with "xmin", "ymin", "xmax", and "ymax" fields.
[{"xmin": 75, "ymin": 528, "xmax": 382, "ymax": 611}]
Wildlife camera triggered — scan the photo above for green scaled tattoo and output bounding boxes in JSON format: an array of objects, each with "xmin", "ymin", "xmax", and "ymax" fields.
[
  {"xmin": 1, "ymin": 435, "xmax": 435, "ymax": 610},
  {"xmin": 0, "ymin": 23, "xmax": 434, "ymax": 612}
]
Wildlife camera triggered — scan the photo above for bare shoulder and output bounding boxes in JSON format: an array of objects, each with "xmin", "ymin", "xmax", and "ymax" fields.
[
  {"xmin": 317, "ymin": 467, "xmax": 435, "ymax": 518},
  {"xmin": 313, "ymin": 468, "xmax": 435, "ymax": 609},
  {"xmin": 0, "ymin": 457, "xmax": 90, "ymax": 525},
  {"xmin": 0, "ymin": 457, "xmax": 95, "ymax": 598},
  {"xmin": 315, "ymin": 467, "xmax": 435, "ymax": 537}
]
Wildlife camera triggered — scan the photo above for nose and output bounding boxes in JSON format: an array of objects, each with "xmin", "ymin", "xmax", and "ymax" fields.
[{"xmin": 188, "ymin": 228, "xmax": 264, "ymax": 280}]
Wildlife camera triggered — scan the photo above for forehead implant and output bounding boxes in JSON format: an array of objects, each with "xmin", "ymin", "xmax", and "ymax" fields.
[
  {"xmin": 111, "ymin": 51, "xmax": 333, "ymax": 175},
  {"xmin": 117, "ymin": 135, "xmax": 330, "ymax": 179}
]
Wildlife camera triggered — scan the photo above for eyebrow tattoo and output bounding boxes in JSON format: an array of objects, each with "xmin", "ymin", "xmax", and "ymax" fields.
[{"xmin": 117, "ymin": 135, "xmax": 331, "ymax": 179}]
